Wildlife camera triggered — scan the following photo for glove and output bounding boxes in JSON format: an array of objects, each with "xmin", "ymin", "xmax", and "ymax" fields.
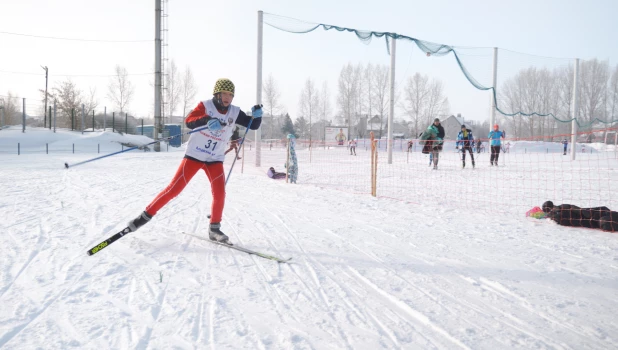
[
  {"xmin": 251, "ymin": 104, "xmax": 263, "ymax": 118},
  {"xmin": 206, "ymin": 117, "xmax": 222, "ymax": 131}
]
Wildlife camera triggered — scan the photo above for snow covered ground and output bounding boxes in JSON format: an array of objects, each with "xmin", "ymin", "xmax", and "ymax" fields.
[{"xmin": 1, "ymin": 127, "xmax": 617, "ymax": 349}]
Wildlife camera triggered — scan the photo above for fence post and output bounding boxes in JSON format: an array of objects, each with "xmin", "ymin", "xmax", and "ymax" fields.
[
  {"xmin": 53, "ymin": 99, "xmax": 56, "ymax": 133},
  {"xmin": 98, "ymin": 144, "xmax": 100, "ymax": 154},
  {"xmin": 46, "ymin": 143, "xmax": 48, "ymax": 154},
  {"xmin": 92, "ymin": 110, "xmax": 95, "ymax": 131},
  {"xmin": 48, "ymin": 106, "xmax": 52, "ymax": 129},
  {"xmin": 18, "ymin": 143, "xmax": 20, "ymax": 155},
  {"xmin": 71, "ymin": 108, "xmax": 74, "ymax": 130},
  {"xmin": 125, "ymin": 113, "xmax": 128, "ymax": 134},
  {"xmin": 112, "ymin": 112, "xmax": 115, "ymax": 132},
  {"xmin": 22, "ymin": 98, "xmax": 25, "ymax": 133},
  {"xmin": 81, "ymin": 104, "xmax": 85, "ymax": 135}
]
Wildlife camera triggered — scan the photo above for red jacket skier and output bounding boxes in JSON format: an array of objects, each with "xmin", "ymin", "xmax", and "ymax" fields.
[{"xmin": 127, "ymin": 78, "xmax": 262, "ymax": 243}]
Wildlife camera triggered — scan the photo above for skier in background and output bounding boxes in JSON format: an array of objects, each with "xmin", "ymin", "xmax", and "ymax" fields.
[
  {"xmin": 126, "ymin": 78, "xmax": 263, "ymax": 244},
  {"xmin": 456, "ymin": 124, "xmax": 475, "ymax": 168},
  {"xmin": 488, "ymin": 124, "xmax": 505, "ymax": 166},
  {"xmin": 476, "ymin": 138, "xmax": 482, "ymax": 154},
  {"xmin": 421, "ymin": 118, "xmax": 445, "ymax": 170},
  {"xmin": 562, "ymin": 138, "xmax": 568, "ymax": 155},
  {"xmin": 224, "ymin": 125, "xmax": 242, "ymax": 160},
  {"xmin": 350, "ymin": 139, "xmax": 357, "ymax": 156}
]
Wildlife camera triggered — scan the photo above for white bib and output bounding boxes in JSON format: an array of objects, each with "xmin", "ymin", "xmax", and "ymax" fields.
[{"xmin": 184, "ymin": 100, "xmax": 241, "ymax": 162}]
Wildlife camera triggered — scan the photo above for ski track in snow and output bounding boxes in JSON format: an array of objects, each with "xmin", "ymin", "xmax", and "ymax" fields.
[{"xmin": 0, "ymin": 152, "xmax": 617, "ymax": 349}]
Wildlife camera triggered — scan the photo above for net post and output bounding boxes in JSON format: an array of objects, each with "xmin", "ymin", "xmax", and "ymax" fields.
[
  {"xmin": 255, "ymin": 10, "xmax": 263, "ymax": 167},
  {"xmin": 570, "ymin": 58, "xmax": 579, "ymax": 161},
  {"xmin": 387, "ymin": 36, "xmax": 396, "ymax": 164}
]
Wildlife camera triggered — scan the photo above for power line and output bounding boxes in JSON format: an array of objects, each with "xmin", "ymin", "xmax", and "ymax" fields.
[
  {"xmin": 0, "ymin": 70, "xmax": 153, "ymax": 77},
  {"xmin": 0, "ymin": 30, "xmax": 151, "ymax": 43}
]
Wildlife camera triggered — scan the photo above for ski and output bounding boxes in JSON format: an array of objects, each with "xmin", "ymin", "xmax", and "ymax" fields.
[
  {"xmin": 87, "ymin": 227, "xmax": 132, "ymax": 256},
  {"xmin": 183, "ymin": 232, "xmax": 292, "ymax": 263}
]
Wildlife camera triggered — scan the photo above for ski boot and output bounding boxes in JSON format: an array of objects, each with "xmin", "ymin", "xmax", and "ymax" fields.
[
  {"xmin": 209, "ymin": 223, "xmax": 230, "ymax": 243},
  {"xmin": 128, "ymin": 211, "xmax": 152, "ymax": 232}
]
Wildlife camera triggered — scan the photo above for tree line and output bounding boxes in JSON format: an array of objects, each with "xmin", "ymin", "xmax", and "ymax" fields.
[{"xmin": 1, "ymin": 60, "xmax": 198, "ymax": 131}]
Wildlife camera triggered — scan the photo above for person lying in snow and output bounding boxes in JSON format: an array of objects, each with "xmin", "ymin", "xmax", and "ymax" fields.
[
  {"xmin": 542, "ymin": 201, "xmax": 618, "ymax": 232},
  {"xmin": 267, "ymin": 167, "xmax": 286, "ymax": 180}
]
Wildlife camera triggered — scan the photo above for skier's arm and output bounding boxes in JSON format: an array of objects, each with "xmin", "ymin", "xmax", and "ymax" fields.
[
  {"xmin": 236, "ymin": 110, "xmax": 262, "ymax": 130},
  {"xmin": 185, "ymin": 102, "xmax": 209, "ymax": 130}
]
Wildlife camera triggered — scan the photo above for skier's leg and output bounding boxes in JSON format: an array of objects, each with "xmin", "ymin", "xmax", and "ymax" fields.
[
  {"xmin": 204, "ymin": 162, "xmax": 229, "ymax": 242},
  {"xmin": 490, "ymin": 146, "xmax": 496, "ymax": 165},
  {"xmin": 204, "ymin": 162, "xmax": 226, "ymax": 224},
  {"xmin": 131, "ymin": 158, "xmax": 203, "ymax": 232},
  {"xmin": 145, "ymin": 158, "xmax": 203, "ymax": 216}
]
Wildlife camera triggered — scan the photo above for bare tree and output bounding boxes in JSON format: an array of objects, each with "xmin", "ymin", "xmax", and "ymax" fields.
[
  {"xmin": 298, "ymin": 78, "xmax": 320, "ymax": 142},
  {"xmin": 317, "ymin": 81, "xmax": 331, "ymax": 141},
  {"xmin": 402, "ymin": 73, "xmax": 430, "ymax": 137},
  {"xmin": 371, "ymin": 65, "xmax": 389, "ymax": 138},
  {"xmin": 262, "ymin": 73, "xmax": 282, "ymax": 139},
  {"xmin": 609, "ymin": 64, "xmax": 618, "ymax": 120},
  {"xmin": 181, "ymin": 66, "xmax": 198, "ymax": 117},
  {"xmin": 424, "ymin": 80, "xmax": 449, "ymax": 126},
  {"xmin": 578, "ymin": 59, "xmax": 609, "ymax": 128},
  {"xmin": 337, "ymin": 63, "xmax": 357, "ymax": 133},
  {"xmin": 1, "ymin": 92, "xmax": 19, "ymax": 125},
  {"xmin": 53, "ymin": 79, "xmax": 85, "ymax": 128},
  {"xmin": 165, "ymin": 59, "xmax": 182, "ymax": 121},
  {"xmin": 107, "ymin": 65, "xmax": 134, "ymax": 113}
]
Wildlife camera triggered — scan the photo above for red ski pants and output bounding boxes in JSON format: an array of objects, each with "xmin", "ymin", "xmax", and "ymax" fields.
[{"xmin": 145, "ymin": 158, "xmax": 225, "ymax": 223}]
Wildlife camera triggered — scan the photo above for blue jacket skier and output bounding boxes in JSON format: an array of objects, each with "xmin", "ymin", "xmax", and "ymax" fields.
[{"xmin": 488, "ymin": 124, "xmax": 505, "ymax": 166}]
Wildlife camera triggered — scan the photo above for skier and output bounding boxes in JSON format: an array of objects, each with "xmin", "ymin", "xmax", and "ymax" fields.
[
  {"xmin": 126, "ymin": 78, "xmax": 263, "ymax": 243},
  {"xmin": 476, "ymin": 138, "xmax": 482, "ymax": 154},
  {"xmin": 224, "ymin": 126, "xmax": 242, "ymax": 159},
  {"xmin": 542, "ymin": 201, "xmax": 618, "ymax": 232},
  {"xmin": 562, "ymin": 138, "xmax": 568, "ymax": 155},
  {"xmin": 286, "ymin": 134, "xmax": 298, "ymax": 183},
  {"xmin": 421, "ymin": 118, "xmax": 444, "ymax": 170},
  {"xmin": 350, "ymin": 139, "xmax": 357, "ymax": 156},
  {"xmin": 456, "ymin": 124, "xmax": 475, "ymax": 168},
  {"xmin": 407, "ymin": 140, "xmax": 414, "ymax": 152},
  {"xmin": 488, "ymin": 124, "xmax": 505, "ymax": 166}
]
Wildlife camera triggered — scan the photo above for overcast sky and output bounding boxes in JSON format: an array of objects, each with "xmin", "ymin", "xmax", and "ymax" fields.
[{"xmin": 1, "ymin": 0, "xmax": 617, "ymax": 124}]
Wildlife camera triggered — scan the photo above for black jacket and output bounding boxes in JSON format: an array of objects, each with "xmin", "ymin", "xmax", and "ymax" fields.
[{"xmin": 547, "ymin": 204, "xmax": 611, "ymax": 229}]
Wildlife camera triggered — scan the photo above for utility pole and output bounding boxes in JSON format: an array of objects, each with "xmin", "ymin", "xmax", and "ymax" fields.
[
  {"xmin": 41, "ymin": 66, "xmax": 48, "ymax": 128},
  {"xmin": 154, "ymin": 0, "xmax": 162, "ymax": 151}
]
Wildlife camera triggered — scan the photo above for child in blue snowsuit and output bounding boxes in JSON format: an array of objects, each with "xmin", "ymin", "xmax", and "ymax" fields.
[{"xmin": 488, "ymin": 124, "xmax": 506, "ymax": 166}]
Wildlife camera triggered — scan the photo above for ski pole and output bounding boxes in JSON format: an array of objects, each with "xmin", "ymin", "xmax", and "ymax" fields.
[
  {"xmin": 225, "ymin": 116, "xmax": 255, "ymax": 185},
  {"xmin": 64, "ymin": 123, "xmax": 223, "ymax": 169}
]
